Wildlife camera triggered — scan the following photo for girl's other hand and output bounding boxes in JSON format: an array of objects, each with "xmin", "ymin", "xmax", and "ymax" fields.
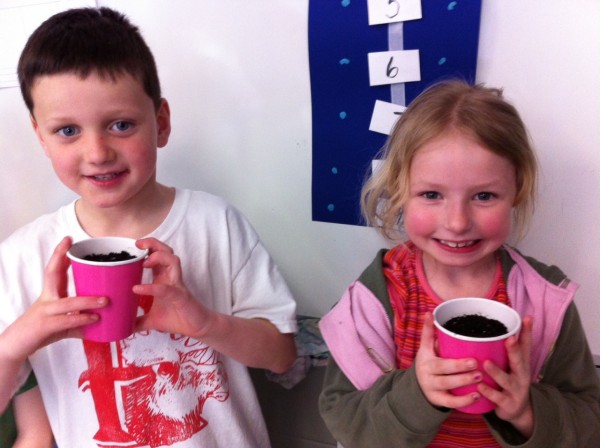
[{"xmin": 415, "ymin": 312, "xmax": 482, "ymax": 410}]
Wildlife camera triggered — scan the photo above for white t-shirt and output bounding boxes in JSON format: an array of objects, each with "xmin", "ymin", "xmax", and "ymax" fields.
[{"xmin": 0, "ymin": 189, "xmax": 297, "ymax": 447}]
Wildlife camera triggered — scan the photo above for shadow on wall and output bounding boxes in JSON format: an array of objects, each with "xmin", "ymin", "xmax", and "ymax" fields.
[{"xmin": 250, "ymin": 366, "xmax": 336, "ymax": 448}]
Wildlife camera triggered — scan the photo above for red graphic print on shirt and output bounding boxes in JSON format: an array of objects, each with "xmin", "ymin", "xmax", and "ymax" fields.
[{"xmin": 79, "ymin": 331, "xmax": 229, "ymax": 447}]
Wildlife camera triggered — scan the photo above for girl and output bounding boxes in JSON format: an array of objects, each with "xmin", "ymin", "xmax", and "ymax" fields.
[
  {"xmin": 318, "ymin": 80, "xmax": 600, "ymax": 447},
  {"xmin": 0, "ymin": 373, "xmax": 54, "ymax": 448}
]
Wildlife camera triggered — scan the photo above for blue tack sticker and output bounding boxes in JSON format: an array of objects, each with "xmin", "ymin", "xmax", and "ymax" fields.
[
  {"xmin": 448, "ymin": 1, "xmax": 458, "ymax": 11},
  {"xmin": 339, "ymin": 58, "xmax": 350, "ymax": 65},
  {"xmin": 331, "ymin": 167, "xmax": 339, "ymax": 174},
  {"xmin": 341, "ymin": 0, "xmax": 350, "ymax": 7},
  {"xmin": 327, "ymin": 204, "xmax": 335, "ymax": 212},
  {"xmin": 438, "ymin": 57, "xmax": 447, "ymax": 65},
  {"xmin": 339, "ymin": 111, "xmax": 347, "ymax": 119}
]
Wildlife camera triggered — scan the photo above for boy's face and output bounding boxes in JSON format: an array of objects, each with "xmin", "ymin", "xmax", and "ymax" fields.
[{"xmin": 29, "ymin": 71, "xmax": 170, "ymax": 212}]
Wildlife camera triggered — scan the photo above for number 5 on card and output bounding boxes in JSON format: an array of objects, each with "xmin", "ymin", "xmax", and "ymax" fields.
[{"xmin": 367, "ymin": 0, "xmax": 423, "ymax": 25}]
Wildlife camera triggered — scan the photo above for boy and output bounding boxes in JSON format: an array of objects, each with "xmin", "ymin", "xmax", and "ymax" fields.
[{"xmin": 0, "ymin": 6, "xmax": 297, "ymax": 447}]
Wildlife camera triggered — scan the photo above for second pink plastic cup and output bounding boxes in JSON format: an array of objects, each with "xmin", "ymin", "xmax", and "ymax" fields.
[
  {"xmin": 67, "ymin": 237, "xmax": 148, "ymax": 343},
  {"xmin": 433, "ymin": 298, "xmax": 521, "ymax": 414}
]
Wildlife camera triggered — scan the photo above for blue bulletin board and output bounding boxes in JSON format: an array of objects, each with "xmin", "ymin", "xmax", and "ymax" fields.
[{"xmin": 309, "ymin": 0, "xmax": 482, "ymax": 226}]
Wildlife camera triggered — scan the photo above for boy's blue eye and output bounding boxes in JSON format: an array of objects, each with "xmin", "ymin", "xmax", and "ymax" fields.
[
  {"xmin": 58, "ymin": 126, "xmax": 78, "ymax": 137},
  {"xmin": 112, "ymin": 121, "xmax": 132, "ymax": 132}
]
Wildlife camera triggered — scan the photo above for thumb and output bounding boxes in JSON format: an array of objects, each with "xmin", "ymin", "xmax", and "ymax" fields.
[
  {"xmin": 42, "ymin": 236, "xmax": 72, "ymax": 299},
  {"xmin": 420, "ymin": 312, "xmax": 437, "ymax": 353}
]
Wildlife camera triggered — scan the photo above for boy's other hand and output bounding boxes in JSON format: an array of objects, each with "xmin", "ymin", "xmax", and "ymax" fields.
[
  {"xmin": 133, "ymin": 238, "xmax": 296, "ymax": 373},
  {"xmin": 133, "ymin": 237, "xmax": 214, "ymax": 338}
]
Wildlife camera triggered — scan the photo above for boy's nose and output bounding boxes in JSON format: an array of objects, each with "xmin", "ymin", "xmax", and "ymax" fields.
[
  {"xmin": 444, "ymin": 201, "xmax": 472, "ymax": 233},
  {"xmin": 84, "ymin": 134, "xmax": 115, "ymax": 164}
]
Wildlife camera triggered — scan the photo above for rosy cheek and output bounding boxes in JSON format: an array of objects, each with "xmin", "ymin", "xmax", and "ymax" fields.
[
  {"xmin": 50, "ymin": 159, "xmax": 74, "ymax": 181},
  {"xmin": 404, "ymin": 208, "xmax": 435, "ymax": 236},
  {"xmin": 480, "ymin": 211, "xmax": 512, "ymax": 238}
]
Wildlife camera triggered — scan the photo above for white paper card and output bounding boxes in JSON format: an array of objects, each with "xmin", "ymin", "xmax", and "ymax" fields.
[
  {"xmin": 368, "ymin": 49, "xmax": 420, "ymax": 86},
  {"xmin": 369, "ymin": 100, "xmax": 406, "ymax": 135},
  {"xmin": 371, "ymin": 159, "xmax": 384, "ymax": 175},
  {"xmin": 367, "ymin": 0, "xmax": 422, "ymax": 26}
]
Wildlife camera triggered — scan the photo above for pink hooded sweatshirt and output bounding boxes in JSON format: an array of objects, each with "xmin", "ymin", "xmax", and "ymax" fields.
[{"xmin": 320, "ymin": 246, "xmax": 577, "ymax": 391}]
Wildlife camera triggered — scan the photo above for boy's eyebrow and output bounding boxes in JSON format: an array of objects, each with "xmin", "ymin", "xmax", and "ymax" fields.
[
  {"xmin": 38, "ymin": 104, "xmax": 143, "ymax": 121},
  {"xmin": 33, "ymin": 112, "xmax": 79, "ymax": 126}
]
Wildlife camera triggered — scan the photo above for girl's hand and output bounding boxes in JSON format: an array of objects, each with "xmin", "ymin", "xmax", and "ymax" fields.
[
  {"xmin": 133, "ymin": 237, "xmax": 214, "ymax": 338},
  {"xmin": 415, "ymin": 312, "xmax": 482, "ymax": 410},
  {"xmin": 478, "ymin": 316, "xmax": 534, "ymax": 438},
  {"xmin": 2, "ymin": 237, "xmax": 107, "ymax": 362}
]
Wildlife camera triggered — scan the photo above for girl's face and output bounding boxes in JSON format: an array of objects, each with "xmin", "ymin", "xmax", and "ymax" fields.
[
  {"xmin": 29, "ymin": 71, "xmax": 170, "ymax": 213},
  {"xmin": 403, "ymin": 131, "xmax": 517, "ymax": 275}
]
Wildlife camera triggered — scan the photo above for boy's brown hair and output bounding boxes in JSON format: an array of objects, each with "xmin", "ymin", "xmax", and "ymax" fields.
[{"xmin": 18, "ymin": 7, "xmax": 162, "ymax": 113}]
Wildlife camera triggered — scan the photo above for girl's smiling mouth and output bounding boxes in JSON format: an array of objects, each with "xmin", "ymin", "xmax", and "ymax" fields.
[{"xmin": 437, "ymin": 239, "xmax": 479, "ymax": 249}]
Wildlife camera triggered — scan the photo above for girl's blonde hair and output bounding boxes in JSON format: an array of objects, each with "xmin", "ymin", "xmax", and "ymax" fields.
[{"xmin": 361, "ymin": 80, "xmax": 537, "ymax": 241}]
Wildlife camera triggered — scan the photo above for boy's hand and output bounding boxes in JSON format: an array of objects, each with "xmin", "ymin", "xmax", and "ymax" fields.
[
  {"xmin": 478, "ymin": 316, "xmax": 534, "ymax": 438},
  {"xmin": 2, "ymin": 237, "xmax": 107, "ymax": 362},
  {"xmin": 132, "ymin": 238, "xmax": 296, "ymax": 373},
  {"xmin": 415, "ymin": 312, "xmax": 482, "ymax": 410},
  {"xmin": 133, "ymin": 237, "xmax": 213, "ymax": 338}
]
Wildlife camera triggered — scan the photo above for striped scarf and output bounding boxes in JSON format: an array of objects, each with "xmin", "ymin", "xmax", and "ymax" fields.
[{"xmin": 383, "ymin": 242, "xmax": 510, "ymax": 447}]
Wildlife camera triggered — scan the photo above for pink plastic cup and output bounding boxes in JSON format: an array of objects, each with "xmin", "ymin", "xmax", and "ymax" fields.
[
  {"xmin": 433, "ymin": 298, "xmax": 521, "ymax": 414},
  {"xmin": 67, "ymin": 237, "xmax": 148, "ymax": 343}
]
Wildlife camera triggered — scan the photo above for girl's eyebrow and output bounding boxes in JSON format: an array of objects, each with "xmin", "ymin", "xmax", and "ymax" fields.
[
  {"xmin": 410, "ymin": 177, "xmax": 510, "ymax": 190},
  {"xmin": 409, "ymin": 178, "xmax": 443, "ymax": 188}
]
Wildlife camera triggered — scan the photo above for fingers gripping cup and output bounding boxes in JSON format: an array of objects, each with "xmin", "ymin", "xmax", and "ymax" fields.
[
  {"xmin": 67, "ymin": 237, "xmax": 148, "ymax": 342},
  {"xmin": 433, "ymin": 298, "xmax": 522, "ymax": 414}
]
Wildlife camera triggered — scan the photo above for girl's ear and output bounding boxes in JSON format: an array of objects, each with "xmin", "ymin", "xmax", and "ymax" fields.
[
  {"xmin": 156, "ymin": 99, "xmax": 171, "ymax": 148},
  {"xmin": 30, "ymin": 113, "xmax": 50, "ymax": 156}
]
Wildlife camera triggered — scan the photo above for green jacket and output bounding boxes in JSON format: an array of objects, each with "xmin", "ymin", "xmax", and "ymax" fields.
[{"xmin": 319, "ymin": 248, "xmax": 600, "ymax": 447}]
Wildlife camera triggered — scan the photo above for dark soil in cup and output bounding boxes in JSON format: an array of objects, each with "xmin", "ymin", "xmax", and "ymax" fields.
[
  {"xmin": 443, "ymin": 313, "xmax": 508, "ymax": 338},
  {"xmin": 83, "ymin": 251, "xmax": 135, "ymax": 262}
]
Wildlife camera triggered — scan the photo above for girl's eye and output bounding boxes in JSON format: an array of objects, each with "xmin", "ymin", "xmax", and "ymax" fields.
[
  {"xmin": 111, "ymin": 121, "xmax": 132, "ymax": 132},
  {"xmin": 475, "ymin": 192, "xmax": 495, "ymax": 201},
  {"xmin": 57, "ymin": 126, "xmax": 78, "ymax": 137},
  {"xmin": 422, "ymin": 191, "xmax": 440, "ymax": 200}
]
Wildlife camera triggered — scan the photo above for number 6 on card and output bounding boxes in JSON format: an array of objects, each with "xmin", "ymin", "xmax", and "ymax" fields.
[{"xmin": 367, "ymin": 49, "xmax": 421, "ymax": 86}]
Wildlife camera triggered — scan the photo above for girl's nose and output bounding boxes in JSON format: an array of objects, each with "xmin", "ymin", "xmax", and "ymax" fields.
[{"xmin": 444, "ymin": 201, "xmax": 472, "ymax": 233}]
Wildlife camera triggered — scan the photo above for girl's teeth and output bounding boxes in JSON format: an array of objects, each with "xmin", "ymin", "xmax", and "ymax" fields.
[{"xmin": 441, "ymin": 240, "xmax": 475, "ymax": 248}]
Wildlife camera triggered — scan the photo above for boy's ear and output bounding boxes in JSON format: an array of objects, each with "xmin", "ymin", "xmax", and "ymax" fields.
[
  {"xmin": 29, "ymin": 113, "xmax": 49, "ymax": 156},
  {"xmin": 156, "ymin": 99, "xmax": 171, "ymax": 148}
]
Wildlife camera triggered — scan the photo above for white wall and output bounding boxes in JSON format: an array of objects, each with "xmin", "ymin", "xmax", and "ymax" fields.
[
  {"xmin": 475, "ymin": 0, "xmax": 600, "ymax": 357},
  {"xmin": 0, "ymin": 0, "xmax": 598, "ymax": 355}
]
